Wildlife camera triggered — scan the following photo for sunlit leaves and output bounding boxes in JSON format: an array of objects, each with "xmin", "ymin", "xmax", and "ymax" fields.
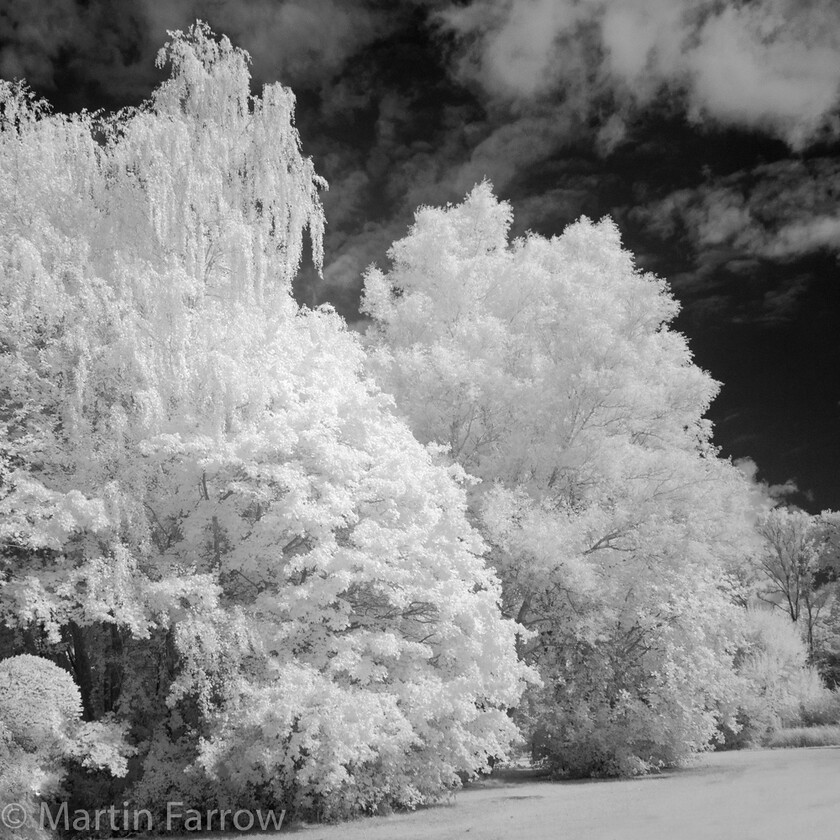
[
  {"xmin": 364, "ymin": 182, "xmax": 757, "ymax": 773},
  {"xmin": 1, "ymin": 26, "xmax": 528, "ymax": 815}
]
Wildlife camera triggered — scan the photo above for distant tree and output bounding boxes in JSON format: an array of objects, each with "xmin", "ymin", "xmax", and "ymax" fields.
[
  {"xmin": 0, "ymin": 25, "xmax": 529, "ymax": 818},
  {"xmin": 755, "ymin": 507, "xmax": 839, "ymax": 658},
  {"xmin": 363, "ymin": 183, "xmax": 757, "ymax": 775}
]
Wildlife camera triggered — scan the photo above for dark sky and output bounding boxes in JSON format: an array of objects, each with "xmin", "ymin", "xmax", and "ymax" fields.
[{"xmin": 2, "ymin": 0, "xmax": 838, "ymax": 512}]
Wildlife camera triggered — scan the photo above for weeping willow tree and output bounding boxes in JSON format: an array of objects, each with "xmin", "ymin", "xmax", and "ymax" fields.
[{"xmin": 0, "ymin": 23, "xmax": 530, "ymax": 820}]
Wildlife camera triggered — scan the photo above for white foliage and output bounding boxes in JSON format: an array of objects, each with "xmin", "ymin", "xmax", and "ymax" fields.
[
  {"xmin": 733, "ymin": 607, "xmax": 832, "ymax": 738},
  {"xmin": 364, "ymin": 182, "xmax": 757, "ymax": 773},
  {"xmin": 0, "ymin": 655, "xmax": 131, "ymax": 829},
  {"xmin": 1, "ymin": 27, "xmax": 529, "ymax": 815}
]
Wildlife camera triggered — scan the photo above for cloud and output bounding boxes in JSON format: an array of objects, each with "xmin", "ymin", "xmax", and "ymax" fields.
[
  {"xmin": 756, "ymin": 274, "xmax": 811, "ymax": 325},
  {"xmin": 634, "ymin": 158, "xmax": 840, "ymax": 262},
  {"xmin": 0, "ymin": 0, "xmax": 82, "ymax": 88},
  {"xmin": 0, "ymin": 0, "xmax": 158, "ymax": 104},
  {"xmin": 432, "ymin": 0, "xmax": 840, "ymax": 149},
  {"xmin": 140, "ymin": 0, "xmax": 397, "ymax": 89},
  {"xmin": 0, "ymin": 0, "xmax": 397, "ymax": 109},
  {"xmin": 685, "ymin": 3, "xmax": 840, "ymax": 149},
  {"xmin": 512, "ymin": 183, "xmax": 600, "ymax": 235},
  {"xmin": 624, "ymin": 156, "xmax": 840, "ymax": 326},
  {"xmin": 734, "ymin": 457, "xmax": 798, "ymax": 511},
  {"xmin": 436, "ymin": 0, "xmax": 594, "ymax": 100},
  {"xmin": 768, "ymin": 216, "xmax": 840, "ymax": 259},
  {"xmin": 446, "ymin": 112, "xmax": 577, "ymax": 196}
]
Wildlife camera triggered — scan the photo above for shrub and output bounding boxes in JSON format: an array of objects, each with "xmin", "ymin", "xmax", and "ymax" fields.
[
  {"xmin": 0, "ymin": 656, "xmax": 131, "ymax": 839},
  {"xmin": 766, "ymin": 725, "xmax": 840, "ymax": 748},
  {"xmin": 731, "ymin": 608, "xmax": 834, "ymax": 745},
  {"xmin": 0, "ymin": 656, "xmax": 82, "ymax": 840},
  {"xmin": 525, "ymin": 590, "xmax": 744, "ymax": 777},
  {"xmin": 0, "ymin": 655, "xmax": 83, "ymax": 751},
  {"xmin": 798, "ymin": 689, "xmax": 840, "ymax": 727}
]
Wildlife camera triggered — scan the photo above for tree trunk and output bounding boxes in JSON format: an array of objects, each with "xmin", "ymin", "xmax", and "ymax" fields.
[{"xmin": 69, "ymin": 622, "xmax": 95, "ymax": 720}]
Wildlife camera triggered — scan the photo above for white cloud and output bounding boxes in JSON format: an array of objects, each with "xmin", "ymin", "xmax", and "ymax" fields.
[
  {"xmin": 447, "ymin": 113, "xmax": 574, "ymax": 196},
  {"xmin": 689, "ymin": 191, "xmax": 755, "ymax": 250},
  {"xmin": 0, "ymin": 0, "xmax": 397, "ymax": 107},
  {"xmin": 433, "ymin": 0, "xmax": 840, "ymax": 149},
  {"xmin": 686, "ymin": 4, "xmax": 840, "ymax": 147},
  {"xmin": 600, "ymin": 0, "xmax": 687, "ymax": 100},
  {"xmin": 767, "ymin": 215, "xmax": 840, "ymax": 258},
  {"xmin": 438, "ymin": 0, "xmax": 589, "ymax": 99},
  {"xmin": 141, "ymin": 0, "xmax": 396, "ymax": 88},
  {"xmin": 734, "ymin": 457, "xmax": 798, "ymax": 513},
  {"xmin": 634, "ymin": 158, "xmax": 840, "ymax": 261}
]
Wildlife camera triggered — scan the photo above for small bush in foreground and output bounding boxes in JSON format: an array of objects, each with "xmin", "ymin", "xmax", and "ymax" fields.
[{"xmin": 0, "ymin": 656, "xmax": 130, "ymax": 840}]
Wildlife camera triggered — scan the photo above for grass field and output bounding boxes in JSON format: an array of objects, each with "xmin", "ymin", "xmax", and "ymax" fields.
[{"xmin": 283, "ymin": 747, "xmax": 840, "ymax": 840}]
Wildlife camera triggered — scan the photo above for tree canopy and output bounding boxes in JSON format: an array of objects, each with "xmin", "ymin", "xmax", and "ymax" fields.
[
  {"xmin": 0, "ymin": 25, "xmax": 529, "ymax": 819},
  {"xmin": 363, "ymin": 182, "xmax": 765, "ymax": 773},
  {"xmin": 1, "ymin": 21, "xmax": 837, "ymax": 828}
]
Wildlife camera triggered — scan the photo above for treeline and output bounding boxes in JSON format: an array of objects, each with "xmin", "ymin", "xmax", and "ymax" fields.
[{"xmin": 1, "ymin": 23, "xmax": 838, "ymax": 833}]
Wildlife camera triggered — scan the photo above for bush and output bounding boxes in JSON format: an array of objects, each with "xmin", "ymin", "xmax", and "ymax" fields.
[
  {"xmin": 0, "ymin": 737, "xmax": 56, "ymax": 840},
  {"xmin": 0, "ymin": 656, "xmax": 131, "ymax": 839},
  {"xmin": 731, "ymin": 608, "xmax": 834, "ymax": 745},
  {"xmin": 766, "ymin": 725, "xmax": 840, "ymax": 748},
  {"xmin": 0, "ymin": 655, "xmax": 83, "ymax": 751},
  {"xmin": 0, "ymin": 656, "xmax": 83, "ymax": 840},
  {"xmin": 525, "ymin": 592, "xmax": 743, "ymax": 777},
  {"xmin": 798, "ymin": 689, "xmax": 840, "ymax": 727}
]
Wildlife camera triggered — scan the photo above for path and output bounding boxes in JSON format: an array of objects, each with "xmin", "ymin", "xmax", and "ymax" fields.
[{"xmin": 290, "ymin": 748, "xmax": 840, "ymax": 840}]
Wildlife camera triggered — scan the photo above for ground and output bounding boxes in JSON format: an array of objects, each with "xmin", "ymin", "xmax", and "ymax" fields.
[{"xmin": 290, "ymin": 748, "xmax": 840, "ymax": 840}]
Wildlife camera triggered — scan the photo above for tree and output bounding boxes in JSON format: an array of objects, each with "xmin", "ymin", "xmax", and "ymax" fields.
[
  {"xmin": 0, "ymin": 25, "xmax": 529, "ymax": 818},
  {"xmin": 755, "ymin": 507, "xmax": 839, "ymax": 658},
  {"xmin": 363, "ymin": 183, "xmax": 757, "ymax": 774}
]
